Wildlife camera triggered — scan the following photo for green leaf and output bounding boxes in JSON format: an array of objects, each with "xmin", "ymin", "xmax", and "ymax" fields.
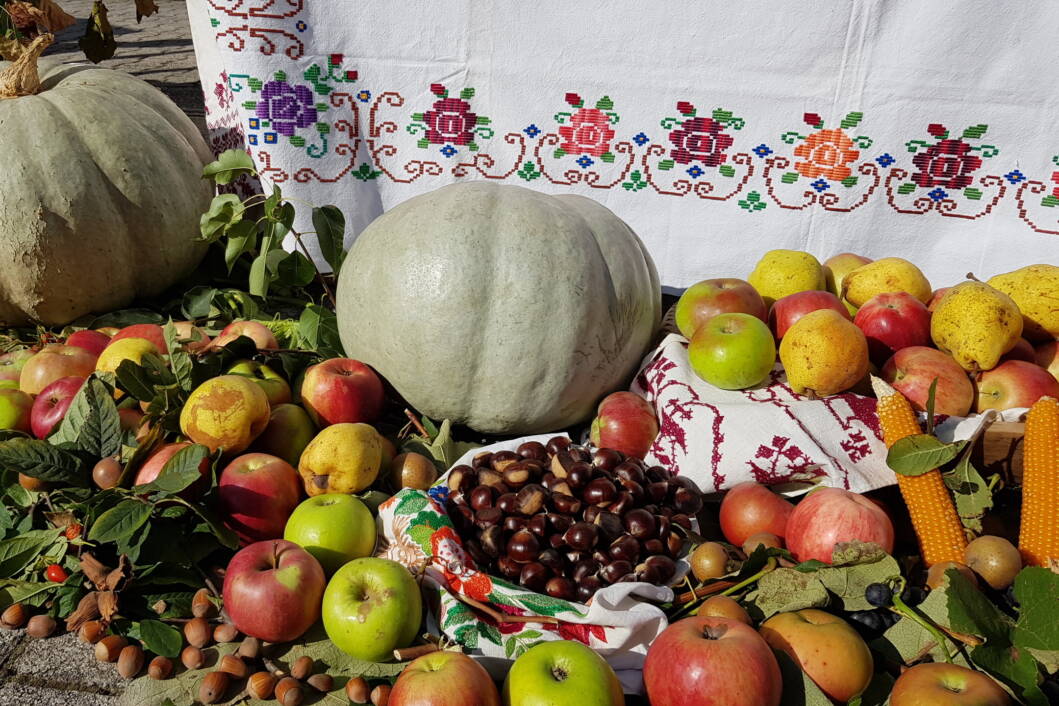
[
  {"xmin": 942, "ymin": 453, "xmax": 993, "ymax": 533},
  {"xmin": 0, "ymin": 580, "xmax": 58, "ymax": 610},
  {"xmin": 962, "ymin": 124, "xmax": 989, "ymax": 139},
  {"xmin": 460, "ymin": 87, "xmax": 475, "ymax": 100},
  {"xmin": 48, "ymin": 376, "xmax": 121, "ymax": 458},
  {"xmin": 0, "ymin": 529, "xmax": 63, "ymax": 578},
  {"xmin": 114, "ymin": 354, "xmax": 176, "ymax": 403},
  {"xmin": 298, "ymin": 304, "xmax": 344, "ymax": 357},
  {"xmin": 841, "ymin": 176, "xmax": 859, "ymax": 187},
  {"xmin": 221, "ymin": 220, "xmax": 257, "ymax": 275},
  {"xmin": 134, "ymin": 444, "xmax": 210, "ymax": 496},
  {"xmin": 0, "ymin": 438, "xmax": 86, "ymax": 484},
  {"xmin": 138, "ymin": 620, "xmax": 183, "ymax": 658},
  {"xmin": 199, "ymin": 194, "xmax": 244, "ymax": 242},
  {"xmin": 248, "ymin": 252, "xmax": 271, "ymax": 297},
  {"xmin": 658, "ymin": 159, "xmax": 675, "ymax": 171},
  {"xmin": 170, "ymin": 498, "xmax": 238, "ymax": 550},
  {"xmin": 719, "ymin": 164, "xmax": 736, "ymax": 177},
  {"xmin": 79, "ymin": 0, "xmax": 116, "ymax": 63},
  {"xmin": 162, "ymin": 322, "xmax": 195, "ymax": 393},
  {"xmin": 886, "ymin": 435, "xmax": 964, "ymax": 476},
  {"xmin": 816, "ymin": 553, "xmax": 902, "ymax": 612},
  {"xmin": 898, "ymin": 182, "xmax": 917, "ymax": 195},
  {"xmin": 964, "ymin": 187, "xmax": 983, "ymax": 200},
  {"xmin": 781, "ymin": 171, "xmax": 800, "ymax": 184},
  {"xmin": 1043, "ymin": 195, "xmax": 1059, "ymax": 208},
  {"xmin": 276, "ymin": 251, "xmax": 317, "ymax": 288},
  {"xmin": 774, "ymin": 650, "xmax": 832, "ymax": 705},
  {"xmin": 201, "ymin": 149, "xmax": 256, "ymax": 185},
  {"xmin": 945, "ymin": 569, "xmax": 1012, "ymax": 643},
  {"xmin": 90, "ymin": 499, "xmax": 152, "ymax": 543},
  {"xmin": 312, "ymin": 205, "xmax": 346, "ymax": 276},
  {"xmin": 1014, "ymin": 567, "xmax": 1059, "ymax": 650},
  {"xmin": 840, "ymin": 111, "xmax": 864, "ymax": 129},
  {"xmin": 600, "ymin": 152, "xmax": 615, "ymax": 163},
  {"xmin": 972, "ymin": 642, "xmax": 1048, "ymax": 705},
  {"xmin": 745, "ymin": 568, "xmax": 830, "ymax": 619},
  {"xmin": 595, "ymin": 96, "xmax": 614, "ymax": 111}
]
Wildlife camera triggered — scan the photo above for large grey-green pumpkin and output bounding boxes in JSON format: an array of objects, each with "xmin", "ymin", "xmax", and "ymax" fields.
[
  {"xmin": 0, "ymin": 57, "xmax": 212, "ymax": 325},
  {"xmin": 336, "ymin": 183, "xmax": 661, "ymax": 434}
]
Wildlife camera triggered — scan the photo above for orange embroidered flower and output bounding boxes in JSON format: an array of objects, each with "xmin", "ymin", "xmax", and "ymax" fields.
[{"xmin": 793, "ymin": 129, "xmax": 860, "ymax": 181}]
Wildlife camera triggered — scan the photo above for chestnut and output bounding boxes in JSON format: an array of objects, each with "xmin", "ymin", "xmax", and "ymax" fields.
[
  {"xmin": 567, "ymin": 445, "xmax": 591, "ymax": 463},
  {"xmin": 447, "ymin": 465, "xmax": 476, "ymax": 494},
  {"xmin": 646, "ymin": 482, "xmax": 669, "ymax": 504},
  {"xmin": 551, "ymin": 480, "xmax": 574, "ymax": 497},
  {"xmin": 638, "ymin": 555, "xmax": 677, "ymax": 585},
  {"xmin": 608, "ymin": 535, "xmax": 641, "ymax": 563},
  {"xmin": 469, "ymin": 485, "xmax": 495, "ymax": 511},
  {"xmin": 548, "ymin": 533, "xmax": 567, "ymax": 549},
  {"xmin": 600, "ymin": 560, "xmax": 634, "ymax": 584},
  {"xmin": 577, "ymin": 575, "xmax": 603, "ymax": 602},
  {"xmin": 517, "ymin": 441, "xmax": 548, "ymax": 461},
  {"xmin": 515, "ymin": 484, "xmax": 547, "ymax": 516},
  {"xmin": 582, "ymin": 478, "xmax": 617, "ymax": 507},
  {"xmin": 646, "ymin": 466, "xmax": 672, "ymax": 483},
  {"xmin": 591, "ymin": 448, "xmax": 624, "ymax": 471},
  {"xmin": 670, "ymin": 513, "xmax": 693, "ymax": 531},
  {"xmin": 610, "ymin": 491, "xmax": 635, "ymax": 516},
  {"xmin": 450, "ymin": 503, "xmax": 475, "ymax": 533},
  {"xmin": 551, "ymin": 493, "xmax": 582, "ymax": 516},
  {"xmin": 477, "ymin": 468, "xmax": 505, "ymax": 488},
  {"xmin": 582, "ymin": 505, "xmax": 601, "ymax": 523},
  {"xmin": 545, "ymin": 577, "xmax": 577, "ymax": 601},
  {"xmin": 642, "ymin": 538, "xmax": 666, "ymax": 556},
  {"xmin": 497, "ymin": 555, "xmax": 522, "ymax": 578},
  {"xmin": 481, "ymin": 525, "xmax": 503, "ymax": 557},
  {"xmin": 472, "ymin": 452, "xmax": 493, "ymax": 469},
  {"xmin": 491, "ymin": 450, "xmax": 520, "ymax": 472},
  {"xmin": 624, "ymin": 509, "xmax": 657, "ymax": 540},
  {"xmin": 591, "ymin": 550, "xmax": 610, "ymax": 566},
  {"xmin": 563, "ymin": 522, "xmax": 598, "ymax": 551},
  {"xmin": 565, "ymin": 550, "xmax": 591, "ymax": 565},
  {"xmin": 566, "ymin": 464, "xmax": 593, "ymax": 489},
  {"xmin": 464, "ymin": 539, "xmax": 490, "ymax": 566},
  {"xmin": 545, "ymin": 436, "xmax": 572, "ymax": 456},
  {"xmin": 655, "ymin": 515, "xmax": 672, "ymax": 540},
  {"xmin": 592, "ymin": 511, "xmax": 623, "ymax": 542},
  {"xmin": 474, "ymin": 507, "xmax": 502, "ymax": 529},
  {"xmin": 526, "ymin": 514, "xmax": 548, "ymax": 537},
  {"xmin": 502, "ymin": 465, "xmax": 532, "ymax": 489},
  {"xmin": 673, "ymin": 487, "xmax": 704, "ymax": 515},
  {"xmin": 519, "ymin": 562, "xmax": 550, "ymax": 592},
  {"xmin": 614, "ymin": 462, "xmax": 646, "ymax": 486},
  {"xmin": 503, "ymin": 515, "xmax": 528, "ymax": 533},
  {"xmin": 572, "ymin": 559, "xmax": 600, "ymax": 582},
  {"xmin": 618, "ymin": 478, "xmax": 645, "ymax": 502},
  {"xmin": 546, "ymin": 513, "xmax": 573, "ymax": 534},
  {"xmin": 666, "ymin": 531, "xmax": 685, "ymax": 557},
  {"xmin": 538, "ymin": 548, "xmax": 565, "ymax": 572},
  {"xmin": 550, "ymin": 452, "xmax": 575, "ymax": 479},
  {"xmin": 496, "ymin": 493, "xmax": 518, "ymax": 514},
  {"xmin": 507, "ymin": 530, "xmax": 540, "ymax": 563}
]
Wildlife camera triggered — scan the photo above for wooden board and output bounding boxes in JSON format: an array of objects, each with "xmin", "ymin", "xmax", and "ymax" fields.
[{"xmin": 976, "ymin": 421, "xmax": 1025, "ymax": 483}]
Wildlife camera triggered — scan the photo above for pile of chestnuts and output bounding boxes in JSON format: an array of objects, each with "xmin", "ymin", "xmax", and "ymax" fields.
[{"xmin": 444, "ymin": 436, "xmax": 704, "ymax": 603}]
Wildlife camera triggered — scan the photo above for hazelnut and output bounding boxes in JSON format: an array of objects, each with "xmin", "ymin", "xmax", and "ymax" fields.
[
  {"xmin": 237, "ymin": 636, "xmax": 261, "ymax": 659},
  {"xmin": 117, "ymin": 645, "xmax": 145, "ymax": 678},
  {"xmin": 198, "ymin": 671, "xmax": 230, "ymax": 704},
  {"xmin": 213, "ymin": 622, "xmax": 238, "ymax": 643},
  {"xmin": 307, "ymin": 673, "xmax": 334, "ymax": 692},
  {"xmin": 148, "ymin": 656, "xmax": 173, "ymax": 680},
  {"xmin": 346, "ymin": 676, "xmax": 371, "ymax": 703},
  {"xmin": 1, "ymin": 603, "xmax": 27, "ymax": 629},
  {"xmin": 95, "ymin": 635, "xmax": 128, "ymax": 662},
  {"xmin": 191, "ymin": 588, "xmax": 215, "ymax": 618},
  {"xmin": 218, "ymin": 654, "xmax": 248, "ymax": 679},
  {"xmin": 184, "ymin": 617, "xmax": 211, "ymax": 648},
  {"xmin": 181, "ymin": 645, "xmax": 205, "ymax": 670},
  {"xmin": 78, "ymin": 620, "xmax": 105, "ymax": 644},
  {"xmin": 290, "ymin": 654, "xmax": 314, "ymax": 680},
  {"xmin": 276, "ymin": 676, "xmax": 304, "ymax": 706},
  {"xmin": 25, "ymin": 615, "xmax": 55, "ymax": 638},
  {"xmin": 247, "ymin": 671, "xmax": 276, "ymax": 699},
  {"xmin": 371, "ymin": 683, "xmax": 392, "ymax": 706}
]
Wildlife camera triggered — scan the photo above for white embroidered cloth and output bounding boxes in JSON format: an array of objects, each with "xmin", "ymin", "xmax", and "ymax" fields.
[{"xmin": 188, "ymin": 1, "xmax": 1059, "ymax": 290}]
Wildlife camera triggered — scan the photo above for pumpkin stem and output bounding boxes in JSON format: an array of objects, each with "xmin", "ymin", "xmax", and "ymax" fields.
[{"xmin": 0, "ymin": 33, "xmax": 53, "ymax": 99}]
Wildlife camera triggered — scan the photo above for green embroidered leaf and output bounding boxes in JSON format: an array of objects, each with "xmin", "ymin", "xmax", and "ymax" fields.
[
  {"xmin": 477, "ymin": 623, "xmax": 502, "ymax": 646},
  {"xmin": 90, "ymin": 499, "xmax": 152, "ymax": 543},
  {"xmin": 518, "ymin": 162, "xmax": 541, "ymax": 181},
  {"xmin": 242, "ymin": 100, "xmax": 256, "ymax": 110},
  {"xmin": 247, "ymin": 77, "xmax": 263, "ymax": 91},
  {"xmin": 453, "ymin": 624, "xmax": 478, "ymax": 649},
  {"xmin": 887, "ymin": 435, "xmax": 964, "ymax": 476},
  {"xmin": 407, "ymin": 524, "xmax": 434, "ymax": 553},
  {"xmin": 394, "ymin": 492, "xmax": 429, "ymax": 516},
  {"xmin": 417, "ymin": 138, "xmax": 429, "ymax": 149},
  {"xmin": 964, "ymin": 187, "xmax": 983, "ymax": 200},
  {"xmin": 476, "ymin": 116, "xmax": 491, "ymax": 125},
  {"xmin": 840, "ymin": 111, "xmax": 864, "ymax": 129},
  {"xmin": 712, "ymin": 109, "xmax": 733, "ymax": 122},
  {"xmin": 468, "ymin": 142, "xmax": 479, "ymax": 152},
  {"xmin": 504, "ymin": 636, "xmax": 518, "ymax": 659},
  {"xmin": 841, "ymin": 176, "xmax": 859, "ymax": 187},
  {"xmin": 460, "ymin": 87, "xmax": 475, "ymax": 100},
  {"xmin": 658, "ymin": 159, "xmax": 675, "ymax": 171},
  {"xmin": 1042, "ymin": 195, "xmax": 1059, "ymax": 208},
  {"xmin": 138, "ymin": 620, "xmax": 183, "ymax": 658},
  {"xmin": 515, "ymin": 593, "xmax": 581, "ymax": 617},
  {"xmin": 595, "ymin": 95, "xmax": 614, "ymax": 110},
  {"xmin": 442, "ymin": 603, "xmax": 475, "ymax": 630},
  {"xmin": 304, "ymin": 65, "xmax": 321, "ymax": 81},
  {"xmin": 411, "ymin": 112, "xmax": 425, "ymax": 122},
  {"xmin": 0, "ymin": 438, "xmax": 86, "ymax": 485},
  {"xmin": 719, "ymin": 164, "xmax": 736, "ymax": 177},
  {"xmin": 202, "ymin": 149, "xmax": 256, "ymax": 185},
  {"xmin": 553, "ymin": 148, "xmax": 566, "ymax": 159},
  {"xmin": 962, "ymin": 124, "xmax": 988, "ymax": 139},
  {"xmin": 290, "ymin": 136, "xmax": 306, "ymax": 147},
  {"xmin": 897, "ymin": 182, "xmax": 917, "ymax": 195},
  {"xmin": 274, "ymin": 70, "xmax": 287, "ymax": 81},
  {"xmin": 601, "ymin": 152, "xmax": 615, "ymax": 163},
  {"xmin": 781, "ymin": 171, "xmax": 800, "ymax": 184},
  {"xmin": 49, "ymin": 376, "xmax": 121, "ymax": 458}
]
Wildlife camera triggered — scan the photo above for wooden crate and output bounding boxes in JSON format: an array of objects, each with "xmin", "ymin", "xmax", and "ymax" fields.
[{"xmin": 976, "ymin": 420, "xmax": 1025, "ymax": 483}]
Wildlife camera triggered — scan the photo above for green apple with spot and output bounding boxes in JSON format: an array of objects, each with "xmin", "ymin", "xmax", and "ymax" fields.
[
  {"xmin": 0, "ymin": 347, "xmax": 35, "ymax": 386},
  {"xmin": 227, "ymin": 359, "xmax": 292, "ymax": 406},
  {"xmin": 283, "ymin": 493, "xmax": 376, "ymax": 574},
  {"xmin": 252, "ymin": 403, "xmax": 316, "ymax": 466},
  {"xmin": 503, "ymin": 640, "xmax": 624, "ymax": 706},
  {"xmin": 322, "ymin": 557, "xmax": 422, "ymax": 661},
  {"xmin": 688, "ymin": 312, "xmax": 777, "ymax": 389},
  {"xmin": 222, "ymin": 539, "xmax": 325, "ymax": 643},
  {"xmin": 0, "ymin": 388, "xmax": 33, "ymax": 433}
]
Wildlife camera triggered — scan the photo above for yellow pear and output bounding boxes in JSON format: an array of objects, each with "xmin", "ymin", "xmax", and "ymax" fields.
[
  {"xmin": 747, "ymin": 250, "xmax": 826, "ymax": 307},
  {"xmin": 842, "ymin": 257, "xmax": 932, "ymax": 307},
  {"xmin": 987, "ymin": 264, "xmax": 1059, "ymax": 342},
  {"xmin": 298, "ymin": 423, "xmax": 382, "ymax": 495},
  {"xmin": 823, "ymin": 253, "xmax": 872, "ymax": 316},
  {"xmin": 930, "ymin": 281, "xmax": 1022, "ymax": 372},
  {"xmin": 780, "ymin": 309, "xmax": 869, "ymax": 397}
]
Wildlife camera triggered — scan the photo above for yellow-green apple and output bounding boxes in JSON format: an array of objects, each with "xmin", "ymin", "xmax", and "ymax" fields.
[
  {"xmin": 504, "ymin": 640, "xmax": 624, "ymax": 706},
  {"xmin": 759, "ymin": 609, "xmax": 873, "ymax": 702},
  {"xmin": 211, "ymin": 320, "xmax": 279, "ymax": 351},
  {"xmin": 95, "ymin": 338, "xmax": 160, "ymax": 375},
  {"xmin": 133, "ymin": 442, "xmax": 212, "ymax": 497},
  {"xmin": 108, "ymin": 323, "xmax": 168, "ymax": 354},
  {"xmin": 696, "ymin": 595, "xmax": 752, "ymax": 625},
  {"xmin": 1000, "ymin": 337, "xmax": 1036, "ymax": 364},
  {"xmin": 882, "ymin": 346, "xmax": 975, "ymax": 416},
  {"xmin": 644, "ymin": 615, "xmax": 782, "ymax": 706},
  {"xmin": 589, "ymin": 391, "xmax": 659, "ymax": 459},
  {"xmin": 890, "ymin": 663, "xmax": 1011, "ymax": 706},
  {"xmin": 300, "ymin": 358, "xmax": 384, "ymax": 427},
  {"xmin": 0, "ymin": 388, "xmax": 33, "ymax": 433},
  {"xmin": 218, "ymin": 452, "xmax": 302, "ymax": 544},
  {"xmin": 283, "ymin": 494, "xmax": 376, "ymax": 574},
  {"xmin": 20, "ymin": 344, "xmax": 97, "ymax": 395},
  {"xmin": 227, "ymin": 359, "xmax": 291, "ymax": 407},
  {"xmin": 976, "ymin": 360, "xmax": 1059, "ymax": 413},
  {"xmin": 854, "ymin": 292, "xmax": 932, "ymax": 365},
  {"xmin": 719, "ymin": 482, "xmax": 794, "ymax": 547},
  {"xmin": 322, "ymin": 557, "xmax": 422, "ymax": 661},
  {"xmin": 675, "ymin": 278, "xmax": 768, "ymax": 338},
  {"xmin": 769, "ymin": 290, "xmax": 851, "ymax": 340},
  {"xmin": 688, "ymin": 313, "xmax": 776, "ymax": 390},
  {"xmin": 222, "ymin": 539, "xmax": 325, "ymax": 643},
  {"xmin": 1035, "ymin": 341, "xmax": 1059, "ymax": 383},
  {"xmin": 298, "ymin": 423, "xmax": 381, "ymax": 495},
  {"xmin": 927, "ymin": 287, "xmax": 951, "ymax": 313},
  {"xmin": 0, "ymin": 380, "xmax": 17, "ymax": 390},
  {"xmin": 785, "ymin": 487, "xmax": 894, "ymax": 563},
  {"xmin": 0, "ymin": 347, "xmax": 35, "ymax": 386},
  {"xmin": 65, "ymin": 330, "xmax": 111, "ymax": 357},
  {"xmin": 179, "ymin": 375, "xmax": 271, "ymax": 454},
  {"xmin": 252, "ymin": 403, "xmax": 316, "ymax": 467},
  {"xmin": 391, "ymin": 651, "xmax": 501, "ymax": 706},
  {"xmin": 30, "ymin": 377, "xmax": 84, "ymax": 438},
  {"xmin": 171, "ymin": 321, "xmax": 211, "ymax": 352},
  {"xmin": 824, "ymin": 252, "xmax": 872, "ymax": 315}
]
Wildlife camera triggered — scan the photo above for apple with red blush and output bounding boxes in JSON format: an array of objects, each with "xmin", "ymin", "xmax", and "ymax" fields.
[
  {"xmin": 853, "ymin": 292, "xmax": 932, "ymax": 365},
  {"xmin": 589, "ymin": 391, "xmax": 658, "ymax": 459},
  {"xmin": 675, "ymin": 278, "xmax": 768, "ymax": 338},
  {"xmin": 20, "ymin": 344, "xmax": 97, "ymax": 395},
  {"xmin": 211, "ymin": 320, "xmax": 279, "ymax": 351},
  {"xmin": 785, "ymin": 487, "xmax": 895, "ymax": 563},
  {"xmin": 108, "ymin": 324, "xmax": 168, "ymax": 354},
  {"xmin": 999, "ymin": 338, "xmax": 1035, "ymax": 364},
  {"xmin": 718, "ymin": 481, "xmax": 795, "ymax": 547},
  {"xmin": 881, "ymin": 346, "xmax": 974, "ymax": 417},
  {"xmin": 300, "ymin": 358, "xmax": 384, "ymax": 427},
  {"xmin": 66, "ymin": 330, "xmax": 111, "ymax": 357},
  {"xmin": 976, "ymin": 360, "xmax": 1059, "ymax": 413},
  {"xmin": 30, "ymin": 377, "xmax": 85, "ymax": 439},
  {"xmin": 769, "ymin": 290, "xmax": 850, "ymax": 340},
  {"xmin": 218, "ymin": 452, "xmax": 302, "ymax": 544},
  {"xmin": 134, "ymin": 442, "xmax": 212, "ymax": 497}
]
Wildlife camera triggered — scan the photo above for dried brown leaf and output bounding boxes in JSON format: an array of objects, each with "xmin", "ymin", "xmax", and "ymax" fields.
[
  {"xmin": 80, "ymin": 553, "xmax": 110, "ymax": 589},
  {"xmin": 103, "ymin": 554, "xmax": 132, "ymax": 591},
  {"xmin": 0, "ymin": 38, "xmax": 25, "ymax": 61},
  {"xmin": 133, "ymin": 0, "xmax": 158, "ymax": 22},
  {"xmin": 5, "ymin": 1, "xmax": 41, "ymax": 29},
  {"xmin": 65, "ymin": 591, "xmax": 101, "ymax": 632},
  {"xmin": 36, "ymin": 0, "xmax": 76, "ymax": 31},
  {"xmin": 97, "ymin": 591, "xmax": 119, "ymax": 622}
]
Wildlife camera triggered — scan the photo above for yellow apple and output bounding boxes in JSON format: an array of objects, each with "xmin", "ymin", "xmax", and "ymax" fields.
[
  {"xmin": 95, "ymin": 337, "xmax": 160, "ymax": 375},
  {"xmin": 890, "ymin": 663, "xmax": 1011, "ymax": 706}
]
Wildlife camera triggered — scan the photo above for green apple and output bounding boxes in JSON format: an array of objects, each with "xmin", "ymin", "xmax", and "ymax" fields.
[
  {"xmin": 0, "ymin": 388, "xmax": 33, "ymax": 433},
  {"xmin": 283, "ymin": 494, "xmax": 376, "ymax": 574},
  {"xmin": 0, "ymin": 379, "xmax": 19, "ymax": 390},
  {"xmin": 252, "ymin": 403, "xmax": 316, "ymax": 466},
  {"xmin": 227, "ymin": 359, "xmax": 292, "ymax": 407},
  {"xmin": 503, "ymin": 640, "xmax": 624, "ymax": 706},
  {"xmin": 322, "ymin": 557, "xmax": 422, "ymax": 661},
  {"xmin": 688, "ymin": 312, "xmax": 776, "ymax": 389}
]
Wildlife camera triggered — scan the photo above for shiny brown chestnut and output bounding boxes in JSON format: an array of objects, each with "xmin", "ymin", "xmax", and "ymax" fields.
[
  {"xmin": 582, "ymin": 478, "xmax": 618, "ymax": 507},
  {"xmin": 591, "ymin": 448, "xmax": 624, "ymax": 471},
  {"xmin": 526, "ymin": 514, "xmax": 548, "ymax": 537},
  {"xmin": 551, "ymin": 493, "xmax": 582, "ymax": 516},
  {"xmin": 608, "ymin": 535, "xmax": 641, "ymax": 563},
  {"xmin": 507, "ymin": 530, "xmax": 540, "ymax": 563},
  {"xmin": 519, "ymin": 562, "xmax": 551, "ymax": 592},
  {"xmin": 577, "ymin": 575, "xmax": 604, "ymax": 602},
  {"xmin": 469, "ymin": 485, "xmax": 495, "ymax": 511},
  {"xmin": 517, "ymin": 441, "xmax": 548, "ymax": 461},
  {"xmin": 481, "ymin": 525, "xmax": 503, "ymax": 557},
  {"xmin": 515, "ymin": 484, "xmax": 547, "ymax": 515},
  {"xmin": 545, "ymin": 576, "xmax": 577, "ymax": 601},
  {"xmin": 563, "ymin": 522, "xmax": 599, "ymax": 551},
  {"xmin": 491, "ymin": 450, "xmax": 520, "ymax": 472},
  {"xmin": 474, "ymin": 507, "xmax": 502, "ymax": 529},
  {"xmin": 624, "ymin": 508, "xmax": 657, "ymax": 540},
  {"xmin": 545, "ymin": 436, "xmax": 572, "ymax": 456},
  {"xmin": 600, "ymin": 560, "xmax": 634, "ymax": 584},
  {"xmin": 496, "ymin": 493, "xmax": 518, "ymax": 514}
]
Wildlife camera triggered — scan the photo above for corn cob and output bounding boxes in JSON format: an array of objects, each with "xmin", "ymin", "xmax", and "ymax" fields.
[
  {"xmin": 872, "ymin": 377, "xmax": 967, "ymax": 566},
  {"xmin": 1019, "ymin": 396, "xmax": 1059, "ymax": 567}
]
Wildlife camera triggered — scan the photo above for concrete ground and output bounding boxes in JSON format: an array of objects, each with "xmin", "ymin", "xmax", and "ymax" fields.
[{"xmin": 3, "ymin": 5, "xmax": 201, "ymax": 704}]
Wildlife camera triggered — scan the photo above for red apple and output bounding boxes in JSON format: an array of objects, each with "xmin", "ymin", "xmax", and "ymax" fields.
[
  {"xmin": 133, "ymin": 442, "xmax": 212, "ymax": 497},
  {"xmin": 785, "ymin": 487, "xmax": 895, "ymax": 563},
  {"xmin": 890, "ymin": 662, "xmax": 1011, "ymax": 706},
  {"xmin": 30, "ymin": 377, "xmax": 84, "ymax": 439},
  {"xmin": 171, "ymin": 321, "xmax": 212, "ymax": 352},
  {"xmin": 65, "ymin": 330, "xmax": 111, "ymax": 357},
  {"xmin": 1000, "ymin": 338, "xmax": 1035, "ymax": 364},
  {"xmin": 675, "ymin": 278, "xmax": 768, "ymax": 338},
  {"xmin": 118, "ymin": 408, "xmax": 149, "ymax": 441},
  {"xmin": 390, "ymin": 651, "xmax": 501, "ymax": 706},
  {"xmin": 769, "ymin": 290, "xmax": 850, "ymax": 340},
  {"xmin": 222, "ymin": 539, "xmax": 325, "ymax": 643},
  {"xmin": 589, "ymin": 391, "xmax": 658, "ymax": 459},
  {"xmin": 218, "ymin": 453, "xmax": 302, "ymax": 544},
  {"xmin": 19, "ymin": 344, "xmax": 97, "ymax": 395},
  {"xmin": 719, "ymin": 482, "xmax": 795, "ymax": 547},
  {"xmin": 976, "ymin": 360, "xmax": 1059, "ymax": 413},
  {"xmin": 853, "ymin": 292, "xmax": 932, "ymax": 365},
  {"xmin": 881, "ymin": 346, "xmax": 975, "ymax": 417},
  {"xmin": 644, "ymin": 615, "xmax": 782, "ymax": 706},
  {"xmin": 108, "ymin": 324, "xmax": 168, "ymax": 354},
  {"xmin": 927, "ymin": 287, "xmax": 951, "ymax": 313},
  {"xmin": 211, "ymin": 320, "xmax": 279, "ymax": 351},
  {"xmin": 300, "ymin": 358, "xmax": 384, "ymax": 427}
]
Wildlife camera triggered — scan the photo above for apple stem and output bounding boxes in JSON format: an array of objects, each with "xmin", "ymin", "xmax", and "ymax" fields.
[
  {"xmin": 889, "ymin": 577, "xmax": 954, "ymax": 664},
  {"xmin": 404, "ymin": 409, "xmax": 431, "ymax": 439}
]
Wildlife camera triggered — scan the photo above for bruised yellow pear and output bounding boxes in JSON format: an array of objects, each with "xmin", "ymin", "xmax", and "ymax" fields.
[
  {"xmin": 298, "ymin": 423, "xmax": 381, "ymax": 496},
  {"xmin": 930, "ymin": 281, "xmax": 1022, "ymax": 372},
  {"xmin": 747, "ymin": 250, "xmax": 826, "ymax": 307},
  {"xmin": 842, "ymin": 258, "xmax": 932, "ymax": 307},
  {"xmin": 780, "ymin": 309, "xmax": 868, "ymax": 397},
  {"xmin": 987, "ymin": 265, "xmax": 1059, "ymax": 342}
]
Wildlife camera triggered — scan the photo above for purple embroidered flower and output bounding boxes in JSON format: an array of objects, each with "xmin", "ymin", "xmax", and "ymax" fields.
[
  {"xmin": 876, "ymin": 153, "xmax": 895, "ymax": 167},
  {"xmin": 811, "ymin": 178, "xmax": 830, "ymax": 192},
  {"xmin": 255, "ymin": 81, "xmax": 318, "ymax": 137},
  {"xmin": 928, "ymin": 187, "xmax": 948, "ymax": 201}
]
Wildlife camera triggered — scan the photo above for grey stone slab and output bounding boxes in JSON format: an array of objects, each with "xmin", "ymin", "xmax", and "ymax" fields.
[
  {"xmin": 8, "ymin": 633, "xmax": 125, "ymax": 697},
  {"xmin": 0, "ymin": 682, "xmax": 118, "ymax": 706},
  {"xmin": 0, "ymin": 630, "xmax": 23, "ymax": 670}
]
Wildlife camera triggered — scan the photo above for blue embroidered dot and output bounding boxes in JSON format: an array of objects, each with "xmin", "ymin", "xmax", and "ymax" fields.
[
  {"xmin": 427, "ymin": 485, "xmax": 449, "ymax": 506},
  {"xmin": 876, "ymin": 153, "xmax": 895, "ymax": 167},
  {"xmin": 633, "ymin": 132, "xmax": 649, "ymax": 146},
  {"xmin": 356, "ymin": 90, "xmax": 372, "ymax": 103},
  {"xmin": 811, "ymin": 179, "xmax": 829, "ymax": 192},
  {"xmin": 247, "ymin": 134, "xmax": 258, "ymax": 146},
  {"xmin": 248, "ymin": 118, "xmax": 260, "ymax": 130},
  {"xmin": 440, "ymin": 145, "xmax": 457, "ymax": 158},
  {"xmin": 687, "ymin": 165, "xmax": 704, "ymax": 179},
  {"xmin": 1004, "ymin": 170, "xmax": 1025, "ymax": 184},
  {"xmin": 295, "ymin": 20, "xmax": 307, "ymax": 32},
  {"xmin": 753, "ymin": 144, "xmax": 773, "ymax": 157},
  {"xmin": 576, "ymin": 155, "xmax": 594, "ymax": 168},
  {"xmin": 264, "ymin": 132, "xmax": 278, "ymax": 144},
  {"xmin": 928, "ymin": 188, "xmax": 948, "ymax": 201},
  {"xmin": 524, "ymin": 124, "xmax": 541, "ymax": 138}
]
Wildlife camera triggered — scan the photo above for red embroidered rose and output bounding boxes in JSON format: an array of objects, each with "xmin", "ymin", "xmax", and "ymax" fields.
[
  {"xmin": 544, "ymin": 621, "xmax": 608, "ymax": 645},
  {"xmin": 558, "ymin": 107, "xmax": 615, "ymax": 157},
  {"xmin": 423, "ymin": 97, "xmax": 478, "ymax": 146},
  {"xmin": 911, "ymin": 139, "xmax": 983, "ymax": 189},
  {"xmin": 668, "ymin": 117, "xmax": 734, "ymax": 166},
  {"xmin": 1051, "ymin": 171, "xmax": 1059, "ymax": 198}
]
